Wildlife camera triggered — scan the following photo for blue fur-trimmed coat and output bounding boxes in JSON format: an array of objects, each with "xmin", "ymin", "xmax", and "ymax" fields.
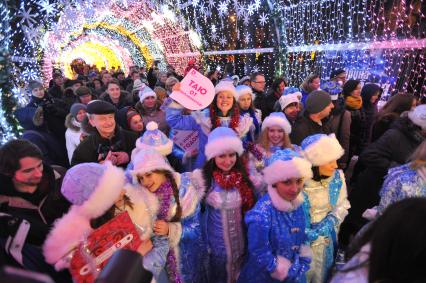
[
  {"xmin": 378, "ymin": 163, "xmax": 426, "ymax": 214},
  {"xmin": 238, "ymin": 187, "xmax": 312, "ymax": 283},
  {"xmin": 302, "ymin": 169, "xmax": 350, "ymax": 283},
  {"xmin": 134, "ymin": 170, "xmax": 209, "ymax": 283},
  {"xmin": 165, "ymin": 101, "xmax": 256, "ymax": 168}
]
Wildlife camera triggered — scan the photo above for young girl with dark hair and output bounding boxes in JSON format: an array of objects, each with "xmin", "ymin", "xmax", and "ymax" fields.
[
  {"xmin": 199, "ymin": 127, "xmax": 256, "ymax": 283},
  {"xmin": 130, "ymin": 149, "xmax": 207, "ymax": 283},
  {"xmin": 238, "ymin": 149, "xmax": 313, "ymax": 282},
  {"xmin": 300, "ymin": 134, "xmax": 350, "ymax": 283}
]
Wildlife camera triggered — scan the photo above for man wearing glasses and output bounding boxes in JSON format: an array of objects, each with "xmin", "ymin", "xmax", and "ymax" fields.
[{"xmin": 251, "ymin": 72, "xmax": 268, "ymax": 120}]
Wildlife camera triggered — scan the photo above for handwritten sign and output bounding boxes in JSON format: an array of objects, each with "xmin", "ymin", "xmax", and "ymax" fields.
[
  {"xmin": 170, "ymin": 68, "xmax": 215, "ymax": 110},
  {"xmin": 172, "ymin": 130, "xmax": 199, "ymax": 153}
]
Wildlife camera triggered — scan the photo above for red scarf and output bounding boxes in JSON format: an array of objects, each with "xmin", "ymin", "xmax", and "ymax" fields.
[
  {"xmin": 210, "ymin": 104, "xmax": 240, "ymax": 131},
  {"xmin": 212, "ymin": 169, "xmax": 255, "ymax": 213}
]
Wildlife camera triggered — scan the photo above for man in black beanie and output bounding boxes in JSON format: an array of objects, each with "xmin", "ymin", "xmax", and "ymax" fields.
[
  {"xmin": 71, "ymin": 100, "xmax": 138, "ymax": 167},
  {"xmin": 290, "ymin": 90, "xmax": 334, "ymax": 145}
]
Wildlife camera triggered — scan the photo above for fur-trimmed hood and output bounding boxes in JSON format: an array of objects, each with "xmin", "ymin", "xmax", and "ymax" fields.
[
  {"xmin": 267, "ymin": 186, "xmax": 304, "ymax": 212},
  {"xmin": 43, "ymin": 165, "xmax": 154, "ymax": 270},
  {"xmin": 65, "ymin": 113, "xmax": 81, "ymax": 131}
]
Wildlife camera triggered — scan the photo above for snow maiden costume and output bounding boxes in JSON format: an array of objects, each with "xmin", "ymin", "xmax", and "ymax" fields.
[
  {"xmin": 42, "ymin": 162, "xmax": 168, "ymax": 279},
  {"xmin": 130, "ymin": 149, "xmax": 207, "ymax": 283},
  {"xmin": 165, "ymin": 80, "xmax": 256, "ymax": 168},
  {"xmin": 200, "ymin": 127, "xmax": 256, "ymax": 283},
  {"xmin": 238, "ymin": 149, "xmax": 313, "ymax": 283},
  {"xmin": 300, "ymin": 134, "xmax": 351, "ymax": 283},
  {"xmin": 247, "ymin": 112, "xmax": 293, "ymax": 192}
]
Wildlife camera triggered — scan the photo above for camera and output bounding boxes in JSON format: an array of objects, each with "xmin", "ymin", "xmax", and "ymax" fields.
[{"xmin": 97, "ymin": 140, "xmax": 123, "ymax": 161}]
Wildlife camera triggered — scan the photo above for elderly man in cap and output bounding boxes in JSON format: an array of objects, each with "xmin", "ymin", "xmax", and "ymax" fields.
[
  {"xmin": 290, "ymin": 90, "xmax": 334, "ymax": 145},
  {"xmin": 71, "ymin": 100, "xmax": 138, "ymax": 167}
]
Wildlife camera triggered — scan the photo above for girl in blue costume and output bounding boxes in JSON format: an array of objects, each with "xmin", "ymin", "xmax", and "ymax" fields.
[
  {"xmin": 200, "ymin": 127, "xmax": 257, "ymax": 283},
  {"xmin": 247, "ymin": 112, "xmax": 295, "ymax": 191},
  {"xmin": 235, "ymin": 85, "xmax": 262, "ymax": 142},
  {"xmin": 165, "ymin": 80, "xmax": 257, "ymax": 169},
  {"xmin": 300, "ymin": 134, "xmax": 351, "ymax": 283},
  {"xmin": 378, "ymin": 140, "xmax": 426, "ymax": 214},
  {"xmin": 238, "ymin": 149, "xmax": 313, "ymax": 283},
  {"xmin": 130, "ymin": 149, "xmax": 207, "ymax": 283}
]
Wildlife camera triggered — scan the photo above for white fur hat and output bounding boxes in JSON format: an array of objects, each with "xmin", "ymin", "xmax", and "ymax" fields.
[
  {"xmin": 263, "ymin": 149, "xmax": 312, "ymax": 185},
  {"xmin": 278, "ymin": 92, "xmax": 302, "ymax": 110},
  {"xmin": 301, "ymin": 133, "xmax": 344, "ymax": 166},
  {"xmin": 139, "ymin": 84, "xmax": 157, "ymax": 102},
  {"xmin": 205, "ymin": 127, "xmax": 244, "ymax": 160},
  {"xmin": 235, "ymin": 85, "xmax": 255, "ymax": 101},
  {"xmin": 131, "ymin": 149, "xmax": 174, "ymax": 181},
  {"xmin": 262, "ymin": 112, "xmax": 292, "ymax": 134},
  {"xmin": 408, "ymin": 105, "xmax": 426, "ymax": 131},
  {"xmin": 215, "ymin": 80, "xmax": 237, "ymax": 97}
]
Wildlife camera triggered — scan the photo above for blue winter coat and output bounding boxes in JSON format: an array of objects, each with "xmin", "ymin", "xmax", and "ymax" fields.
[
  {"xmin": 166, "ymin": 101, "xmax": 255, "ymax": 169},
  {"xmin": 238, "ymin": 189, "xmax": 311, "ymax": 283}
]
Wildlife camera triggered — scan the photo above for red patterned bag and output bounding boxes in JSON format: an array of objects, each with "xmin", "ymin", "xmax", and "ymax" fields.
[{"xmin": 69, "ymin": 211, "xmax": 142, "ymax": 283}]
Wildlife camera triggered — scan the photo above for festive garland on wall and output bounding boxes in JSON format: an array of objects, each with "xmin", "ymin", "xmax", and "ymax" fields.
[{"xmin": 0, "ymin": 0, "xmax": 20, "ymax": 144}]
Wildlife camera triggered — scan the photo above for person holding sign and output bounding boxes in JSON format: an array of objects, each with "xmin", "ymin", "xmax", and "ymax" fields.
[{"xmin": 166, "ymin": 73, "xmax": 256, "ymax": 169}]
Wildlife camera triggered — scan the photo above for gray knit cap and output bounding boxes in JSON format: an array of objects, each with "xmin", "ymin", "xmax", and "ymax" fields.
[{"xmin": 305, "ymin": 90, "xmax": 332, "ymax": 114}]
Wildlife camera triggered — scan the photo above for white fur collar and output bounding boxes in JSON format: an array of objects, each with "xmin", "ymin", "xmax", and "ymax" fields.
[{"xmin": 267, "ymin": 186, "xmax": 304, "ymax": 212}]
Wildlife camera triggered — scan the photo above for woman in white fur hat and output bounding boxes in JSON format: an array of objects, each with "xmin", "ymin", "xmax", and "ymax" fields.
[
  {"xmin": 300, "ymin": 134, "xmax": 351, "ymax": 283},
  {"xmin": 238, "ymin": 149, "xmax": 313, "ymax": 283},
  {"xmin": 246, "ymin": 112, "xmax": 295, "ymax": 192},
  {"xmin": 130, "ymin": 149, "xmax": 208, "ymax": 283},
  {"xmin": 199, "ymin": 126, "xmax": 257, "ymax": 283},
  {"xmin": 165, "ymin": 80, "xmax": 256, "ymax": 169}
]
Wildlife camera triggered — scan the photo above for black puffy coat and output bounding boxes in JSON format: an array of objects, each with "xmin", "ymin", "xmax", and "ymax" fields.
[{"xmin": 339, "ymin": 116, "xmax": 424, "ymax": 246}]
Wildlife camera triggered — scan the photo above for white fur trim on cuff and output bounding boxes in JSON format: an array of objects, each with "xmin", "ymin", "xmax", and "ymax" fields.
[
  {"xmin": 271, "ymin": 255, "xmax": 291, "ymax": 281},
  {"xmin": 263, "ymin": 157, "xmax": 313, "ymax": 185},
  {"xmin": 299, "ymin": 244, "xmax": 313, "ymax": 259},
  {"xmin": 303, "ymin": 134, "xmax": 344, "ymax": 166},
  {"xmin": 262, "ymin": 116, "xmax": 292, "ymax": 134},
  {"xmin": 168, "ymin": 222, "xmax": 182, "ymax": 248},
  {"xmin": 205, "ymin": 136, "xmax": 244, "ymax": 160}
]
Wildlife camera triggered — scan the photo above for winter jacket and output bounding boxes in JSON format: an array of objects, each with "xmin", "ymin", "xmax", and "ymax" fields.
[
  {"xmin": 15, "ymin": 106, "xmax": 69, "ymax": 168},
  {"xmin": 339, "ymin": 116, "xmax": 424, "ymax": 246},
  {"xmin": 100, "ymin": 91, "xmax": 135, "ymax": 110},
  {"xmin": 378, "ymin": 163, "xmax": 426, "ymax": 214},
  {"xmin": 345, "ymin": 105, "xmax": 366, "ymax": 159},
  {"xmin": 290, "ymin": 111, "xmax": 331, "ymax": 145},
  {"xmin": 370, "ymin": 112, "xmax": 400, "ymax": 142},
  {"xmin": 263, "ymin": 90, "xmax": 282, "ymax": 119},
  {"xmin": 253, "ymin": 89, "xmax": 268, "ymax": 121},
  {"xmin": 302, "ymin": 170, "xmax": 350, "ymax": 283},
  {"xmin": 238, "ymin": 188, "xmax": 311, "ymax": 283},
  {"xmin": 0, "ymin": 164, "xmax": 70, "ymax": 246},
  {"xmin": 65, "ymin": 114, "xmax": 84, "ymax": 163},
  {"xmin": 359, "ymin": 84, "xmax": 381, "ymax": 152},
  {"xmin": 71, "ymin": 126, "xmax": 138, "ymax": 167},
  {"xmin": 165, "ymin": 101, "xmax": 254, "ymax": 169},
  {"xmin": 327, "ymin": 104, "xmax": 352, "ymax": 169}
]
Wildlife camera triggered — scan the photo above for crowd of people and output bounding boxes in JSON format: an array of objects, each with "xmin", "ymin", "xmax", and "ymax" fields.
[{"xmin": 1, "ymin": 60, "xmax": 425, "ymax": 283}]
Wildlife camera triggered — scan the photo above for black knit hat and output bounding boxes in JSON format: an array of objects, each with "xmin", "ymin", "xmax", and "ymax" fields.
[
  {"xmin": 86, "ymin": 100, "xmax": 116, "ymax": 115},
  {"xmin": 305, "ymin": 90, "xmax": 332, "ymax": 114}
]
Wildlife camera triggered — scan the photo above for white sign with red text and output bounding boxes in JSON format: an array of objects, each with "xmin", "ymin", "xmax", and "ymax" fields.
[
  {"xmin": 172, "ymin": 130, "xmax": 199, "ymax": 153},
  {"xmin": 170, "ymin": 68, "xmax": 215, "ymax": 110}
]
